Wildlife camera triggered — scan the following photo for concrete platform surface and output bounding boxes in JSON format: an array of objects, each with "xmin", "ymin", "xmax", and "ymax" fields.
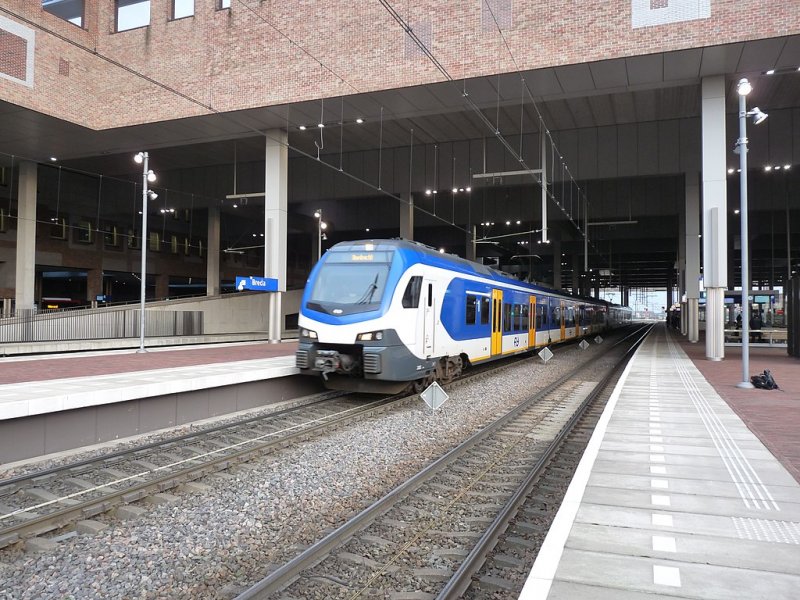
[
  {"xmin": 0, "ymin": 340, "xmax": 299, "ymax": 420},
  {"xmin": 521, "ymin": 324, "xmax": 800, "ymax": 600}
]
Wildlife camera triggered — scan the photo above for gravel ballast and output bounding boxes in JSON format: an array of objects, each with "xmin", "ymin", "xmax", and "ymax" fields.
[{"xmin": 0, "ymin": 341, "xmax": 610, "ymax": 599}]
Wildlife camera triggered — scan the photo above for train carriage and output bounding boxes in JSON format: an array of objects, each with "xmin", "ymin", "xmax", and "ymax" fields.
[{"xmin": 296, "ymin": 239, "xmax": 631, "ymax": 393}]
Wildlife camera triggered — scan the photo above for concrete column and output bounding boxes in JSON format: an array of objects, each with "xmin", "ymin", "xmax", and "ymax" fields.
[
  {"xmin": 265, "ymin": 129, "xmax": 288, "ymax": 342},
  {"xmin": 701, "ymin": 76, "xmax": 728, "ymax": 360},
  {"xmin": 87, "ymin": 268, "xmax": 103, "ymax": 302},
  {"xmin": 155, "ymin": 273, "xmax": 169, "ymax": 299},
  {"xmin": 623, "ymin": 287, "xmax": 630, "ymax": 307},
  {"xmin": 399, "ymin": 192, "xmax": 414, "ymax": 240},
  {"xmin": 206, "ymin": 205, "xmax": 220, "ymax": 296},
  {"xmin": 678, "ymin": 188, "xmax": 687, "ymax": 335},
  {"xmin": 685, "ymin": 172, "xmax": 701, "ymax": 342},
  {"xmin": 551, "ymin": 237, "xmax": 562, "ymax": 290},
  {"xmin": 572, "ymin": 254, "xmax": 580, "ymax": 295},
  {"xmin": 465, "ymin": 224, "xmax": 476, "ymax": 261},
  {"xmin": 15, "ymin": 161, "xmax": 37, "ymax": 312}
]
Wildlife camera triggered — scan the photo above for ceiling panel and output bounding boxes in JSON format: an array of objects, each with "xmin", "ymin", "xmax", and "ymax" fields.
[
  {"xmin": 555, "ymin": 63, "xmax": 596, "ymax": 93},
  {"xmin": 522, "ymin": 68, "xmax": 563, "ymax": 99},
  {"xmin": 737, "ymin": 37, "xmax": 789, "ymax": 73},
  {"xmin": 776, "ymin": 36, "xmax": 800, "ymax": 68},
  {"xmin": 589, "ymin": 59, "xmax": 629, "ymax": 90},
  {"xmin": 587, "ymin": 94, "xmax": 616, "ymax": 127},
  {"xmin": 699, "ymin": 43, "xmax": 743, "ymax": 77},
  {"xmin": 565, "ymin": 96, "xmax": 596, "ymax": 129},
  {"xmin": 664, "ymin": 48, "xmax": 702, "ymax": 81},
  {"xmin": 626, "ymin": 54, "xmax": 664, "ymax": 86}
]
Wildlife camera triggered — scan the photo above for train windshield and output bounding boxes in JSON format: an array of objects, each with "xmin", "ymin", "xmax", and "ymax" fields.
[{"xmin": 307, "ymin": 250, "xmax": 393, "ymax": 314}]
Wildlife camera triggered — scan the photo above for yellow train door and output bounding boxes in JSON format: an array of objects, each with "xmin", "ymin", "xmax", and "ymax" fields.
[
  {"xmin": 560, "ymin": 299, "xmax": 566, "ymax": 340},
  {"xmin": 491, "ymin": 289, "xmax": 503, "ymax": 356},
  {"xmin": 528, "ymin": 295, "xmax": 536, "ymax": 349}
]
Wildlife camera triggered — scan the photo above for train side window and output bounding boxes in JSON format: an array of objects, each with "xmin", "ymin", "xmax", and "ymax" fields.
[
  {"xmin": 536, "ymin": 304, "xmax": 545, "ymax": 329},
  {"xmin": 480, "ymin": 297, "xmax": 490, "ymax": 325},
  {"xmin": 522, "ymin": 304, "xmax": 529, "ymax": 330},
  {"xmin": 465, "ymin": 296, "xmax": 477, "ymax": 325},
  {"xmin": 503, "ymin": 303, "xmax": 512, "ymax": 332},
  {"xmin": 427, "ymin": 283, "xmax": 433, "ymax": 307},
  {"xmin": 402, "ymin": 276, "xmax": 422, "ymax": 308}
]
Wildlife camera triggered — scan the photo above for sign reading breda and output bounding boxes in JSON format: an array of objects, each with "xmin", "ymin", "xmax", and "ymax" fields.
[{"xmin": 236, "ymin": 276, "xmax": 278, "ymax": 292}]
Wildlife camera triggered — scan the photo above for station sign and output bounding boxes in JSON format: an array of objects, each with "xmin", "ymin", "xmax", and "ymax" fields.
[{"xmin": 235, "ymin": 276, "xmax": 278, "ymax": 292}]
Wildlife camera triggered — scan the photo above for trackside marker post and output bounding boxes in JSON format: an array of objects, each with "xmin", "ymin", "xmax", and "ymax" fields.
[
  {"xmin": 539, "ymin": 347, "xmax": 553, "ymax": 364},
  {"xmin": 421, "ymin": 381, "xmax": 448, "ymax": 411}
]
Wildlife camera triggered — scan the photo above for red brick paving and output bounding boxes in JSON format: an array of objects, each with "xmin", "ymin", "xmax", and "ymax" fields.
[
  {"xmin": 0, "ymin": 341, "xmax": 298, "ymax": 384},
  {"xmin": 677, "ymin": 333, "xmax": 800, "ymax": 484}
]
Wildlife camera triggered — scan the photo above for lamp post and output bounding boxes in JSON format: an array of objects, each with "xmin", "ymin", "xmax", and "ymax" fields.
[
  {"xmin": 734, "ymin": 78, "xmax": 767, "ymax": 388},
  {"xmin": 134, "ymin": 152, "xmax": 157, "ymax": 353},
  {"xmin": 313, "ymin": 209, "xmax": 326, "ymax": 261}
]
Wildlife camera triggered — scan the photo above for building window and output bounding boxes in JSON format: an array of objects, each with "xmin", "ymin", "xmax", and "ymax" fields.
[
  {"xmin": 42, "ymin": 0, "xmax": 84, "ymax": 27},
  {"xmin": 149, "ymin": 231, "xmax": 160, "ymax": 251},
  {"xmin": 75, "ymin": 220, "xmax": 93, "ymax": 244},
  {"xmin": 172, "ymin": 0, "xmax": 193, "ymax": 19},
  {"xmin": 117, "ymin": 0, "xmax": 150, "ymax": 32},
  {"xmin": 0, "ymin": 208, "xmax": 6, "ymax": 233},
  {"xmin": 50, "ymin": 217, "xmax": 67, "ymax": 239},
  {"xmin": 103, "ymin": 224, "xmax": 120, "ymax": 248},
  {"xmin": 127, "ymin": 228, "xmax": 140, "ymax": 249},
  {"xmin": 218, "ymin": 0, "xmax": 230, "ymax": 9}
]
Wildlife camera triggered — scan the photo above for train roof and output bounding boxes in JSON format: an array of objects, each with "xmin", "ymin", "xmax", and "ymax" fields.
[{"xmin": 326, "ymin": 238, "xmax": 628, "ymax": 309}]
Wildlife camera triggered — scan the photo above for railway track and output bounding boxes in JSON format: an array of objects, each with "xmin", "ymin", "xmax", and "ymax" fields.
[
  {"xmin": 0, "ymin": 392, "xmax": 392, "ymax": 549},
  {"xmin": 0, "ymin": 342, "xmax": 560, "ymax": 552},
  {"xmin": 235, "ymin": 324, "xmax": 652, "ymax": 599}
]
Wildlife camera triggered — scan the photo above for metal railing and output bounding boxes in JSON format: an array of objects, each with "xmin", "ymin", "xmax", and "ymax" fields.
[{"xmin": 0, "ymin": 308, "xmax": 203, "ymax": 343}]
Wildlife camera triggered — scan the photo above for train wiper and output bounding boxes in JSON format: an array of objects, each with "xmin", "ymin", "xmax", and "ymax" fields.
[{"xmin": 356, "ymin": 275, "xmax": 379, "ymax": 304}]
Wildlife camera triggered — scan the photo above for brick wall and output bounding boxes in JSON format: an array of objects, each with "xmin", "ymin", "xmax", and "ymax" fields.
[{"xmin": 0, "ymin": 0, "xmax": 798, "ymax": 129}]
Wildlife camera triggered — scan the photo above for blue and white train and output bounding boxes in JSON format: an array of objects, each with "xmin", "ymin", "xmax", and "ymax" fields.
[{"xmin": 296, "ymin": 239, "xmax": 632, "ymax": 393}]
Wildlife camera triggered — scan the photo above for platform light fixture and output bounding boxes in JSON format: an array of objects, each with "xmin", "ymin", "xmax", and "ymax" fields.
[
  {"xmin": 314, "ymin": 209, "xmax": 327, "ymax": 261},
  {"xmin": 134, "ymin": 151, "xmax": 157, "ymax": 353},
  {"xmin": 734, "ymin": 78, "xmax": 767, "ymax": 389}
]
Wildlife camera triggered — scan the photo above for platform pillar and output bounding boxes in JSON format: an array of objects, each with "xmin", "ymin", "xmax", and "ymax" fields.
[
  {"xmin": 399, "ymin": 192, "xmax": 414, "ymax": 240},
  {"xmin": 465, "ymin": 224, "xmax": 476, "ymax": 261},
  {"xmin": 572, "ymin": 254, "xmax": 580, "ymax": 296},
  {"xmin": 701, "ymin": 76, "xmax": 727, "ymax": 360},
  {"xmin": 685, "ymin": 172, "xmax": 701, "ymax": 342},
  {"xmin": 265, "ymin": 129, "xmax": 288, "ymax": 342},
  {"xmin": 14, "ymin": 161, "xmax": 37, "ymax": 313},
  {"xmin": 551, "ymin": 237, "xmax": 562, "ymax": 290},
  {"xmin": 206, "ymin": 205, "xmax": 220, "ymax": 296}
]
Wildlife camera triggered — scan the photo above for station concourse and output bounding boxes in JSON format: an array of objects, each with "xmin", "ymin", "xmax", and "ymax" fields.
[{"xmin": 0, "ymin": 2, "xmax": 798, "ymax": 598}]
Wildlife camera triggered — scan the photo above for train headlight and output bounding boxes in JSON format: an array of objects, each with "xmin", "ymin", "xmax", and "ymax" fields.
[
  {"xmin": 301, "ymin": 328, "xmax": 318, "ymax": 339},
  {"xmin": 356, "ymin": 330, "xmax": 384, "ymax": 341}
]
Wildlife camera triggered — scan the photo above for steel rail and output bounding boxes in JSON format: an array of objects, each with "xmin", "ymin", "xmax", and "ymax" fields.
[
  {"xmin": 0, "ymin": 393, "xmax": 343, "ymax": 489},
  {"xmin": 435, "ymin": 324, "xmax": 652, "ymax": 598},
  {"xmin": 0, "ymin": 394, "xmax": 400, "ymax": 548},
  {"xmin": 234, "ymin": 324, "xmax": 651, "ymax": 598}
]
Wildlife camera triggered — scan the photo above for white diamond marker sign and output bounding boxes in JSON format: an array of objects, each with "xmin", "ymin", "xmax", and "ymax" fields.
[
  {"xmin": 595, "ymin": 336, "xmax": 604, "ymax": 344},
  {"xmin": 420, "ymin": 381, "xmax": 449, "ymax": 410},
  {"xmin": 538, "ymin": 347, "xmax": 553, "ymax": 364},
  {"xmin": 579, "ymin": 340, "xmax": 589, "ymax": 350}
]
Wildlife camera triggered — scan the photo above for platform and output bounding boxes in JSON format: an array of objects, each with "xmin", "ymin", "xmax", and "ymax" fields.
[
  {"xmin": 0, "ymin": 341, "xmax": 305, "ymax": 465},
  {"xmin": 521, "ymin": 324, "xmax": 800, "ymax": 599}
]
